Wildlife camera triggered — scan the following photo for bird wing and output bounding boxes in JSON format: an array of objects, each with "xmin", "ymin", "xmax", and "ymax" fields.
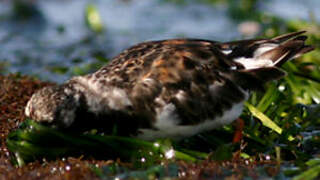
[{"xmin": 126, "ymin": 39, "xmax": 248, "ymax": 125}]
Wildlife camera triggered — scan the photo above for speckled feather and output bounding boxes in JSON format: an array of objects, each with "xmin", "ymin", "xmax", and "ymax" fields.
[{"xmin": 25, "ymin": 31, "xmax": 314, "ymax": 140}]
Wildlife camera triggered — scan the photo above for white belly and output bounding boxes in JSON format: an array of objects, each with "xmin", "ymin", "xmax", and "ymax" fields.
[{"xmin": 136, "ymin": 101, "xmax": 245, "ymax": 141}]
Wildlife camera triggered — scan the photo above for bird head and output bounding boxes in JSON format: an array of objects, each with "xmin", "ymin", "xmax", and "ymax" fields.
[{"xmin": 25, "ymin": 85, "xmax": 79, "ymax": 128}]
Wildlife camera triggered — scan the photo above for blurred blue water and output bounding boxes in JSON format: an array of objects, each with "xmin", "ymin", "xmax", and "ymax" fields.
[
  {"xmin": 266, "ymin": 0, "xmax": 320, "ymax": 22},
  {"xmin": 0, "ymin": 0, "xmax": 318, "ymax": 82}
]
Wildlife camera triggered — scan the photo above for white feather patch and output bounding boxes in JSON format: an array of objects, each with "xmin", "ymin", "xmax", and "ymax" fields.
[
  {"xmin": 222, "ymin": 49, "xmax": 232, "ymax": 55},
  {"xmin": 175, "ymin": 90, "xmax": 186, "ymax": 102},
  {"xmin": 155, "ymin": 103, "xmax": 180, "ymax": 128},
  {"xmin": 25, "ymin": 96, "xmax": 32, "ymax": 117},
  {"xmin": 234, "ymin": 57, "xmax": 274, "ymax": 69},
  {"xmin": 253, "ymin": 44, "xmax": 278, "ymax": 57},
  {"xmin": 73, "ymin": 76, "xmax": 132, "ymax": 113},
  {"xmin": 136, "ymin": 101, "xmax": 246, "ymax": 141},
  {"xmin": 104, "ymin": 88, "xmax": 132, "ymax": 110},
  {"xmin": 234, "ymin": 43, "xmax": 280, "ymax": 69}
]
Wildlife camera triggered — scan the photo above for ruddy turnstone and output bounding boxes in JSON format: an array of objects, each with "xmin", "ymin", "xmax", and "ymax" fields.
[{"xmin": 25, "ymin": 31, "xmax": 314, "ymax": 140}]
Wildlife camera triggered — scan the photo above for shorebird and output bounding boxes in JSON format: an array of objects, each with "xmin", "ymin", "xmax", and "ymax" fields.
[{"xmin": 25, "ymin": 31, "xmax": 314, "ymax": 140}]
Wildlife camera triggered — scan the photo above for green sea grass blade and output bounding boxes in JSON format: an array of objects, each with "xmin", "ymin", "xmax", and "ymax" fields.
[
  {"xmin": 256, "ymin": 83, "xmax": 280, "ymax": 112},
  {"xmin": 6, "ymin": 139, "xmax": 71, "ymax": 166},
  {"xmin": 306, "ymin": 158, "xmax": 320, "ymax": 166},
  {"xmin": 293, "ymin": 165, "xmax": 320, "ymax": 180},
  {"xmin": 245, "ymin": 102, "xmax": 282, "ymax": 134},
  {"xmin": 178, "ymin": 148, "xmax": 208, "ymax": 159},
  {"xmin": 7, "ymin": 120, "xmax": 198, "ymax": 166}
]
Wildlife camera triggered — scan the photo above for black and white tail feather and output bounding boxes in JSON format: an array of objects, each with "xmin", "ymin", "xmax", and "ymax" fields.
[
  {"xmin": 220, "ymin": 31, "xmax": 314, "ymax": 90},
  {"xmin": 222, "ymin": 31, "xmax": 313, "ymax": 68}
]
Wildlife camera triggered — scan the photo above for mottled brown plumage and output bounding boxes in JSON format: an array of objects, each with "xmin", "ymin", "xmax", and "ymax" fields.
[{"xmin": 25, "ymin": 31, "xmax": 314, "ymax": 140}]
